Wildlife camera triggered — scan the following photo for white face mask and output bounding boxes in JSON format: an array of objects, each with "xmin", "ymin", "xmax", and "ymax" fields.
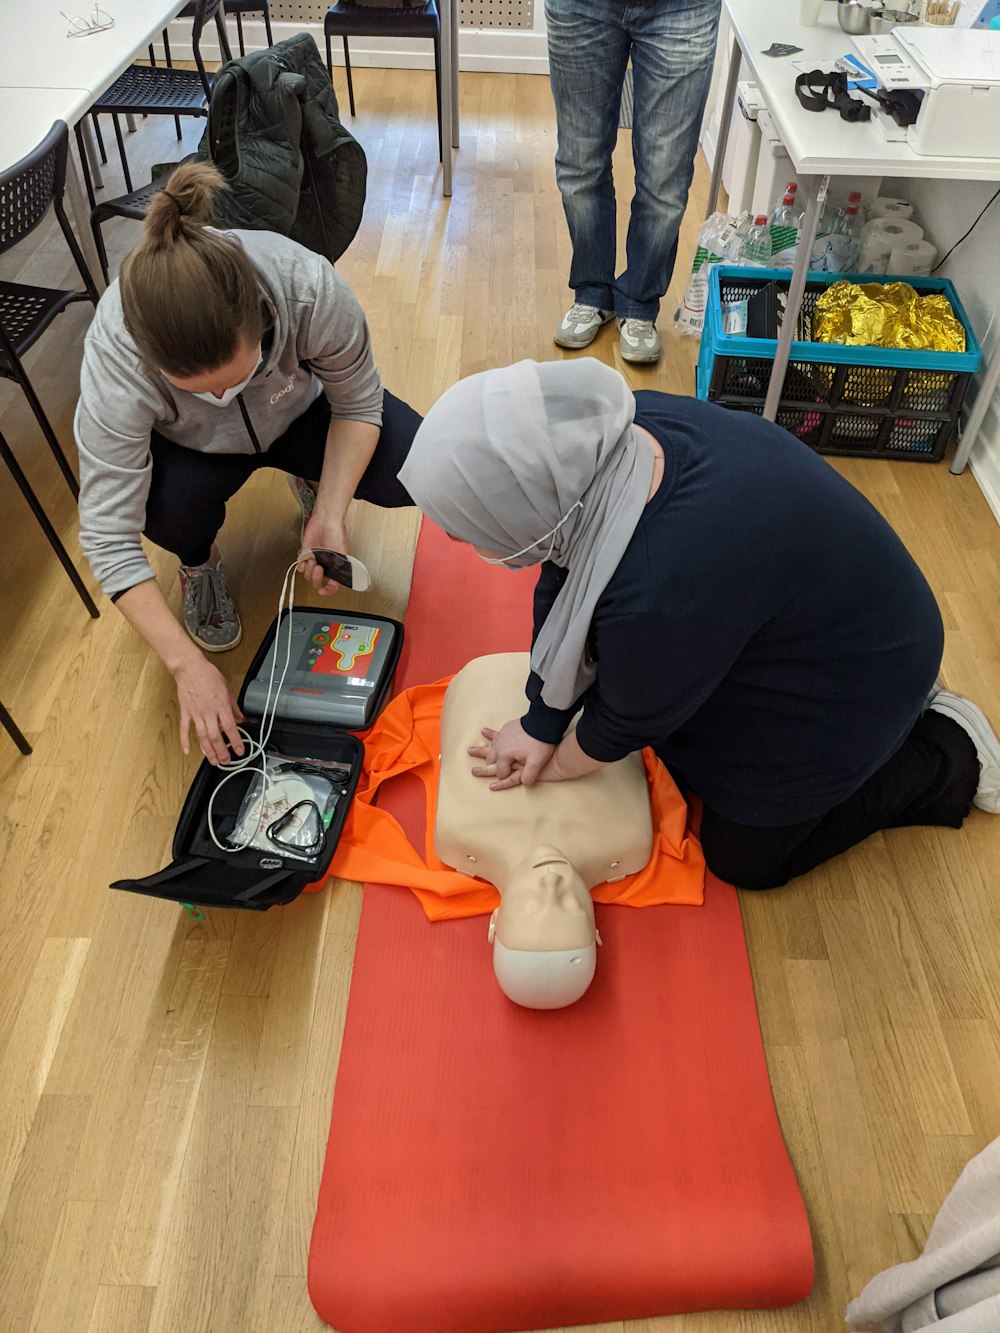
[
  {"xmin": 479, "ymin": 501, "xmax": 584, "ymax": 569},
  {"xmin": 185, "ymin": 349, "xmax": 262, "ymax": 408}
]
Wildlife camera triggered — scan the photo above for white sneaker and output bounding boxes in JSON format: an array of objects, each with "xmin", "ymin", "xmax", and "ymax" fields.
[
  {"xmin": 554, "ymin": 303, "xmax": 614, "ymax": 350},
  {"xmin": 618, "ymin": 317, "xmax": 661, "ymax": 364},
  {"xmin": 928, "ymin": 690, "xmax": 1000, "ymax": 813}
]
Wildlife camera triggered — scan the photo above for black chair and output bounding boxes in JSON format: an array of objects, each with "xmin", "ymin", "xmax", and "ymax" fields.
[
  {"xmin": 0, "ymin": 121, "xmax": 100, "ymax": 502},
  {"xmin": 0, "ymin": 423, "xmax": 99, "ymax": 621},
  {"xmin": 324, "ymin": 1, "xmax": 442, "ymax": 161},
  {"xmin": 0, "ymin": 700, "xmax": 32, "ymax": 756},
  {"xmin": 85, "ymin": 0, "xmax": 233, "ymax": 196},
  {"xmin": 85, "ymin": 166, "xmax": 194, "ymax": 285}
]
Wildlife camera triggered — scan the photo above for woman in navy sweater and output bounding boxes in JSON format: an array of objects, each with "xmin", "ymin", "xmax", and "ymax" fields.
[{"xmin": 398, "ymin": 359, "xmax": 998, "ymax": 889}]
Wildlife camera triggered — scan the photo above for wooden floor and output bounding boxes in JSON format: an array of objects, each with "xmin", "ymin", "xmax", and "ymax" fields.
[{"xmin": 1, "ymin": 67, "xmax": 999, "ymax": 1333}]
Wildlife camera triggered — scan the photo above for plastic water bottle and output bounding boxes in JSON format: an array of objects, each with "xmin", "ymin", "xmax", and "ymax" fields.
[
  {"xmin": 738, "ymin": 215, "xmax": 773, "ymax": 267},
  {"xmin": 830, "ymin": 201, "xmax": 863, "ymax": 272},
  {"xmin": 779, "ymin": 181, "xmax": 804, "ymax": 225},
  {"xmin": 845, "ymin": 190, "xmax": 866, "ymax": 228},
  {"xmin": 769, "ymin": 192, "xmax": 800, "ymax": 256}
]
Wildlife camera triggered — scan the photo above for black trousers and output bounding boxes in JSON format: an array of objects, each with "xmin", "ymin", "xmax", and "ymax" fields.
[
  {"xmin": 145, "ymin": 391, "xmax": 420, "ymax": 567},
  {"xmin": 698, "ymin": 709, "xmax": 979, "ymax": 891}
]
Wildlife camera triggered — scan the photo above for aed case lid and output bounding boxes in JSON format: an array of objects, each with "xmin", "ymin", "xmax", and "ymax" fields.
[{"xmin": 110, "ymin": 606, "xmax": 403, "ymax": 912}]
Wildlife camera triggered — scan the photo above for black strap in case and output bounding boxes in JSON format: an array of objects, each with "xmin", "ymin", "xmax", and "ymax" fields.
[{"xmin": 110, "ymin": 605, "xmax": 403, "ymax": 912}]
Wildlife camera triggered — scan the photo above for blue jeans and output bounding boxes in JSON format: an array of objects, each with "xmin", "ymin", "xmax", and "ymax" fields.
[{"xmin": 545, "ymin": 0, "xmax": 720, "ymax": 321}]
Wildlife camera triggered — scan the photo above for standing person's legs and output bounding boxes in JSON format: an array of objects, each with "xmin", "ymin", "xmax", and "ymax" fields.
[
  {"xmin": 621, "ymin": 0, "xmax": 720, "ymax": 326},
  {"xmin": 545, "ymin": 0, "xmax": 631, "ymax": 336},
  {"xmin": 699, "ymin": 709, "xmax": 981, "ymax": 891}
]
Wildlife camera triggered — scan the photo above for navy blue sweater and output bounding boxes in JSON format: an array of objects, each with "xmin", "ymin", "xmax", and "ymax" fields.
[{"xmin": 521, "ymin": 392, "xmax": 943, "ymax": 827}]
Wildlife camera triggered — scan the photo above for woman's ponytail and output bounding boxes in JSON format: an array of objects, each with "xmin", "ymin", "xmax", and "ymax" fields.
[{"xmin": 119, "ymin": 162, "xmax": 265, "ymax": 378}]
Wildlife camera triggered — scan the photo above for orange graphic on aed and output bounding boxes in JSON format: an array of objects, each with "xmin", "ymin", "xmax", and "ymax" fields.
[{"xmin": 310, "ymin": 623, "xmax": 380, "ymax": 676}]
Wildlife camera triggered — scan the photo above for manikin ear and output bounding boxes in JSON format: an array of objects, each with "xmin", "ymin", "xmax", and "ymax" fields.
[{"xmin": 487, "ymin": 908, "xmax": 499, "ymax": 944}]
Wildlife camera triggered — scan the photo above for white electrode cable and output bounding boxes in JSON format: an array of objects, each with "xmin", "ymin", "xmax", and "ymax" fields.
[{"xmin": 206, "ymin": 559, "xmax": 300, "ymax": 853}]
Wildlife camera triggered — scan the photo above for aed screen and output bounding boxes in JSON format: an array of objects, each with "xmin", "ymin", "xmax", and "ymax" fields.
[
  {"xmin": 298, "ymin": 622, "xmax": 380, "ymax": 683},
  {"xmin": 877, "ymin": 53, "xmax": 904, "ymax": 64}
]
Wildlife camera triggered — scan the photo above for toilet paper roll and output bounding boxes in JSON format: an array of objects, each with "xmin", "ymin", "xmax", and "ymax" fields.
[
  {"xmin": 888, "ymin": 239, "xmax": 938, "ymax": 276},
  {"xmin": 870, "ymin": 197, "xmax": 914, "ymax": 221},
  {"xmin": 860, "ymin": 218, "xmax": 924, "ymax": 271}
]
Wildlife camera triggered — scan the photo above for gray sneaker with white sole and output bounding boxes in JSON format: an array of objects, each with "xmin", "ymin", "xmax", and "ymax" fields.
[
  {"xmin": 554, "ymin": 303, "xmax": 614, "ymax": 350},
  {"xmin": 618, "ymin": 317, "xmax": 661, "ymax": 364},
  {"xmin": 178, "ymin": 553, "xmax": 242, "ymax": 653}
]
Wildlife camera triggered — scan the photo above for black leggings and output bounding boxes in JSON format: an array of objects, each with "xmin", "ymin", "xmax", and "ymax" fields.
[
  {"xmin": 698, "ymin": 709, "xmax": 979, "ymax": 891},
  {"xmin": 144, "ymin": 391, "xmax": 420, "ymax": 567}
]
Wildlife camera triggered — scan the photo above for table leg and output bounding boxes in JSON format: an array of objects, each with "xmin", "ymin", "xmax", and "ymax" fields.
[
  {"xmin": 706, "ymin": 35, "xmax": 741, "ymax": 219},
  {"xmin": 763, "ymin": 174, "xmax": 827, "ymax": 422},
  {"xmin": 950, "ymin": 333, "xmax": 1000, "ymax": 474},
  {"xmin": 450, "ymin": 0, "xmax": 460, "ymax": 149},
  {"xmin": 80, "ymin": 116, "xmax": 104, "ymax": 191},
  {"xmin": 440, "ymin": 0, "xmax": 454, "ymax": 196},
  {"xmin": 65, "ymin": 147, "xmax": 107, "ymax": 294}
]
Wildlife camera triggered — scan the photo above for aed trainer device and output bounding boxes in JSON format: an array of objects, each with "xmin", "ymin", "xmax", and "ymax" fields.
[{"xmin": 243, "ymin": 607, "xmax": 401, "ymax": 728}]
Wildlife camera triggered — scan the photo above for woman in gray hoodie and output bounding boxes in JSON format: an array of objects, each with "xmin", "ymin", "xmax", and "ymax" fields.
[{"xmin": 75, "ymin": 161, "xmax": 419, "ymax": 765}]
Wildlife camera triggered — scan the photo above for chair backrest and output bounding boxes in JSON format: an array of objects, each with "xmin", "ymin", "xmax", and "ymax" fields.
[
  {"xmin": 0, "ymin": 121, "xmax": 69, "ymax": 258},
  {"xmin": 192, "ymin": 0, "xmax": 234, "ymax": 97}
]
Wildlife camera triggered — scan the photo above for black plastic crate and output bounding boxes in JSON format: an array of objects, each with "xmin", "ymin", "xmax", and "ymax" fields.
[{"xmin": 697, "ymin": 269, "xmax": 981, "ymax": 463}]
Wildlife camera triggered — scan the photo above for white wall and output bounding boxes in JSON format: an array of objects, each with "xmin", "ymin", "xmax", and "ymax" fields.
[{"xmin": 884, "ymin": 175, "xmax": 1000, "ymax": 520}]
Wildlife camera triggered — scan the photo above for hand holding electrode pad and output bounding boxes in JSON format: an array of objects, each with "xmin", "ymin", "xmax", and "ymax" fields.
[{"xmin": 299, "ymin": 548, "xmax": 372, "ymax": 592}]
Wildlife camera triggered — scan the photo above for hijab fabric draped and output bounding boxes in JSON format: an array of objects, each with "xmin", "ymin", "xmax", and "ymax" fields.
[{"xmin": 397, "ymin": 358, "xmax": 654, "ymax": 710}]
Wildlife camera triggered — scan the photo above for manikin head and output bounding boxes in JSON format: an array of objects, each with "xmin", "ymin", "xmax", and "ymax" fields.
[{"xmin": 488, "ymin": 845, "xmax": 601, "ymax": 1010}]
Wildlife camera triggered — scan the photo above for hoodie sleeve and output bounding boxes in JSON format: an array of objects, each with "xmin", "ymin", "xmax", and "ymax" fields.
[
  {"xmin": 75, "ymin": 328, "xmax": 164, "ymax": 599},
  {"xmin": 296, "ymin": 254, "xmax": 383, "ymax": 427}
]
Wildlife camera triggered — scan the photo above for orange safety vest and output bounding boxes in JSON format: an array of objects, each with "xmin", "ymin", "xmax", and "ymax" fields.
[{"xmin": 310, "ymin": 677, "xmax": 705, "ymax": 920}]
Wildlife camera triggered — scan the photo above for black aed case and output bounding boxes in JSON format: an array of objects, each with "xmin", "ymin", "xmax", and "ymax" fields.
[{"xmin": 111, "ymin": 606, "xmax": 402, "ymax": 912}]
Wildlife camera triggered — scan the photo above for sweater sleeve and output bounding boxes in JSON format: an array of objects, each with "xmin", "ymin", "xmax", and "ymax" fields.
[
  {"xmin": 298, "ymin": 255, "xmax": 383, "ymax": 427},
  {"xmin": 520, "ymin": 562, "xmax": 582, "ymax": 744},
  {"xmin": 75, "ymin": 332, "xmax": 164, "ymax": 599}
]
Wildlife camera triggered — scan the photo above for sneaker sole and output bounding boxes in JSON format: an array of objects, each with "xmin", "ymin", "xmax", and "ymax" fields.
[
  {"xmin": 619, "ymin": 345, "xmax": 662, "ymax": 364},
  {"xmin": 288, "ymin": 474, "xmax": 317, "ymax": 541},
  {"xmin": 183, "ymin": 620, "xmax": 243, "ymax": 654},
  {"xmin": 928, "ymin": 692, "xmax": 1000, "ymax": 813}
]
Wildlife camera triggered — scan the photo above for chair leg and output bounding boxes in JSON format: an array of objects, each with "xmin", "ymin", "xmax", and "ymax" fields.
[
  {"xmin": 92, "ymin": 113, "xmax": 108, "ymax": 165},
  {"xmin": 343, "ymin": 37, "xmax": 356, "ymax": 117},
  {"xmin": 111, "ymin": 114, "xmax": 134, "ymax": 193},
  {"xmin": 325, "ymin": 31, "xmax": 333, "ymax": 77},
  {"xmin": 263, "ymin": 2, "xmax": 273, "ymax": 46},
  {"xmin": 74, "ymin": 123, "xmax": 97, "ymax": 211},
  {"xmin": 160, "ymin": 28, "xmax": 182, "ymax": 135},
  {"xmin": 92, "ymin": 214, "xmax": 112, "ymax": 286},
  {"xmin": 433, "ymin": 32, "xmax": 443, "ymax": 162},
  {"xmin": 8, "ymin": 356, "xmax": 81, "ymax": 500},
  {"xmin": 236, "ymin": 10, "xmax": 245, "ymax": 57},
  {"xmin": 0, "ymin": 433, "xmax": 100, "ymax": 619},
  {"xmin": 0, "ymin": 700, "xmax": 31, "ymax": 756}
]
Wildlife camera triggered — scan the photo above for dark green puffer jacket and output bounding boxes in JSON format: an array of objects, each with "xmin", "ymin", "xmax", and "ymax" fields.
[{"xmin": 195, "ymin": 32, "xmax": 367, "ymax": 264}]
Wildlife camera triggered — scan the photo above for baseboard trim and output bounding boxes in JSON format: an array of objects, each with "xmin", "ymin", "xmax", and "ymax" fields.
[
  {"xmin": 162, "ymin": 18, "xmax": 550, "ymax": 75},
  {"xmin": 969, "ymin": 437, "xmax": 1000, "ymax": 525}
]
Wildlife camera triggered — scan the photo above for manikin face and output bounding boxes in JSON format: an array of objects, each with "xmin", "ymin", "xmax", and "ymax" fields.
[{"xmin": 495, "ymin": 845, "xmax": 596, "ymax": 952}]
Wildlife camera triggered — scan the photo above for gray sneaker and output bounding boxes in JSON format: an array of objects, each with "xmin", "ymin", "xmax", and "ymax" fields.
[
  {"xmin": 178, "ymin": 553, "xmax": 242, "ymax": 652},
  {"xmin": 927, "ymin": 690, "xmax": 1000, "ymax": 814},
  {"xmin": 554, "ymin": 303, "xmax": 614, "ymax": 350},
  {"xmin": 618, "ymin": 317, "xmax": 661, "ymax": 364},
  {"xmin": 289, "ymin": 474, "xmax": 317, "ymax": 539}
]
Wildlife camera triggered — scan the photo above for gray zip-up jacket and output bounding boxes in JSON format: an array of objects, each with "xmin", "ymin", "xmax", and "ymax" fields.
[{"xmin": 75, "ymin": 228, "xmax": 383, "ymax": 599}]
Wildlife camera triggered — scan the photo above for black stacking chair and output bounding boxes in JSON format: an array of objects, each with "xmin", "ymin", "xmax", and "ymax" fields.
[
  {"xmin": 0, "ymin": 423, "xmax": 99, "ymax": 621},
  {"xmin": 0, "ymin": 700, "xmax": 32, "ymax": 756},
  {"xmin": 85, "ymin": 0, "xmax": 233, "ymax": 195},
  {"xmin": 324, "ymin": 1, "xmax": 442, "ymax": 161},
  {"xmin": 0, "ymin": 121, "xmax": 100, "ymax": 502}
]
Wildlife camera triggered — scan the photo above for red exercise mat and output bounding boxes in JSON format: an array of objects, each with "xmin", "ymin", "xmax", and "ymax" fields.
[{"xmin": 308, "ymin": 524, "xmax": 813, "ymax": 1333}]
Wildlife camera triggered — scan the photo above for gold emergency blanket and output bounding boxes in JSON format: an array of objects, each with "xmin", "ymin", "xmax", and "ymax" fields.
[{"xmin": 812, "ymin": 281, "xmax": 966, "ymax": 353}]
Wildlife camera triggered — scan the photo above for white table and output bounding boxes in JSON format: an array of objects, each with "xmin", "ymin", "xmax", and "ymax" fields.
[
  {"xmin": 0, "ymin": 0, "xmax": 192, "ymax": 286},
  {"xmin": 710, "ymin": 0, "xmax": 1000, "ymax": 472}
]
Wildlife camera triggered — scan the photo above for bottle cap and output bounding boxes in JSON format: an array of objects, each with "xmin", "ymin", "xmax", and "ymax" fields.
[
  {"xmin": 782, "ymin": 194, "xmax": 795, "ymax": 205},
  {"xmin": 754, "ymin": 214, "xmax": 767, "ymax": 225},
  {"xmin": 786, "ymin": 181, "xmax": 798, "ymax": 192}
]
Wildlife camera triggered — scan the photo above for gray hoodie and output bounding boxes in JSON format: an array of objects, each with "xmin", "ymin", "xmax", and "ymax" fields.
[{"xmin": 75, "ymin": 228, "xmax": 383, "ymax": 598}]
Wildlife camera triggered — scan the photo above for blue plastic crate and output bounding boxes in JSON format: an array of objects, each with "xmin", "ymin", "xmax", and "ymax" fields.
[{"xmin": 696, "ymin": 267, "xmax": 982, "ymax": 462}]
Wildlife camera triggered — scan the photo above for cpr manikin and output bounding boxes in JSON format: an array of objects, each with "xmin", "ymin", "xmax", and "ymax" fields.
[{"xmin": 435, "ymin": 654, "xmax": 653, "ymax": 1009}]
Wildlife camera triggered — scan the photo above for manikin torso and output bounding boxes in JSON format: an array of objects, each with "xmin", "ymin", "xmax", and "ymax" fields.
[{"xmin": 435, "ymin": 654, "xmax": 654, "ymax": 1008}]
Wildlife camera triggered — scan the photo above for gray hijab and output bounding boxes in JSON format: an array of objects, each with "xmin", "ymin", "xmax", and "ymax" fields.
[{"xmin": 398, "ymin": 358, "xmax": 654, "ymax": 710}]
